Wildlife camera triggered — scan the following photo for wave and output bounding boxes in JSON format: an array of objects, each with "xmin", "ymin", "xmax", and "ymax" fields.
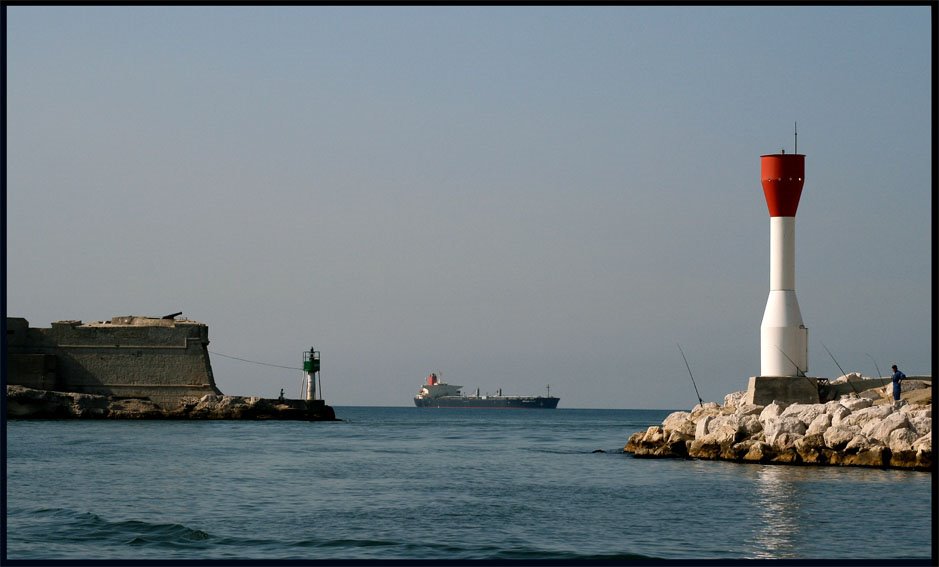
[
  {"xmin": 292, "ymin": 537, "xmax": 402, "ymax": 549},
  {"xmin": 493, "ymin": 548, "xmax": 660, "ymax": 561},
  {"xmin": 13, "ymin": 507, "xmax": 211, "ymax": 548},
  {"xmin": 12, "ymin": 507, "xmax": 661, "ymax": 560},
  {"xmin": 282, "ymin": 535, "xmax": 660, "ymax": 560}
]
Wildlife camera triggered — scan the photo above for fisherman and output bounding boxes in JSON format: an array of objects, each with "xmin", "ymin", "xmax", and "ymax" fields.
[
  {"xmin": 278, "ymin": 388, "xmax": 285, "ymax": 403},
  {"xmin": 890, "ymin": 364, "xmax": 906, "ymax": 407}
]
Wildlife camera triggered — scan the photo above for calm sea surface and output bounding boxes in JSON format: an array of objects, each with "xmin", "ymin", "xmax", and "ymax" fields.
[{"xmin": 4, "ymin": 407, "xmax": 933, "ymax": 561}]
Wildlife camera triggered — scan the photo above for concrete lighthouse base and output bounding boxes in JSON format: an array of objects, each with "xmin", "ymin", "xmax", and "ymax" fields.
[{"xmin": 746, "ymin": 376, "xmax": 820, "ymax": 406}]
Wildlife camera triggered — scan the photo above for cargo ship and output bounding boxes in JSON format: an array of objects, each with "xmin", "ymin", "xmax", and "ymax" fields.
[{"xmin": 414, "ymin": 373, "xmax": 559, "ymax": 408}]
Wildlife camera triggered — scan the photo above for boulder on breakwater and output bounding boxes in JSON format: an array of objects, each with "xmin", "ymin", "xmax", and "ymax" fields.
[
  {"xmin": 624, "ymin": 380, "xmax": 931, "ymax": 471},
  {"xmin": 6, "ymin": 385, "xmax": 337, "ymax": 421}
]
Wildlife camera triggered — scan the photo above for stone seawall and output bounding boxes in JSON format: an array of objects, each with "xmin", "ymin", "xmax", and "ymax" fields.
[
  {"xmin": 7, "ymin": 316, "xmax": 222, "ymax": 408},
  {"xmin": 624, "ymin": 380, "xmax": 932, "ymax": 471}
]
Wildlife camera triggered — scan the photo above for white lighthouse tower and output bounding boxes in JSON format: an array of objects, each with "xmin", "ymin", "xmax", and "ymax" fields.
[
  {"xmin": 759, "ymin": 152, "xmax": 808, "ymax": 376},
  {"xmin": 747, "ymin": 149, "xmax": 819, "ymax": 405}
]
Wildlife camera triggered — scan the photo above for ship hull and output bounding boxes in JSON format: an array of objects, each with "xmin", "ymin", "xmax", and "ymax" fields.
[{"xmin": 414, "ymin": 396, "xmax": 559, "ymax": 409}]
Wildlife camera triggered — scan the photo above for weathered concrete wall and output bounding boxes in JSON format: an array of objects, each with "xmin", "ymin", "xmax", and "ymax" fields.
[
  {"xmin": 746, "ymin": 376, "xmax": 821, "ymax": 405},
  {"xmin": 7, "ymin": 354, "xmax": 59, "ymax": 390},
  {"xmin": 6, "ymin": 316, "xmax": 222, "ymax": 408}
]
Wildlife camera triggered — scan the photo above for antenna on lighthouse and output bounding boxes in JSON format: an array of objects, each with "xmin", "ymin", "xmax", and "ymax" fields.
[{"xmin": 794, "ymin": 122, "xmax": 798, "ymax": 154}]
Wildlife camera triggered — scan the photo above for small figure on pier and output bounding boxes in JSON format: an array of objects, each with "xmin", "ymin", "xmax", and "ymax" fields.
[{"xmin": 891, "ymin": 365, "xmax": 905, "ymax": 407}]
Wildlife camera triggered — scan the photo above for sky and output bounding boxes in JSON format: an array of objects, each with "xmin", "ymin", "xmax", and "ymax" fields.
[{"xmin": 4, "ymin": 6, "xmax": 933, "ymax": 409}]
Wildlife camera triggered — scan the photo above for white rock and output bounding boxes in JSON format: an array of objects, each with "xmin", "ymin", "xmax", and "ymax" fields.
[
  {"xmin": 861, "ymin": 412, "xmax": 912, "ymax": 445},
  {"xmin": 840, "ymin": 405, "xmax": 894, "ymax": 430},
  {"xmin": 690, "ymin": 402, "xmax": 721, "ymax": 421},
  {"xmin": 667, "ymin": 429, "xmax": 692, "ymax": 444},
  {"xmin": 900, "ymin": 405, "xmax": 930, "ymax": 417},
  {"xmin": 823, "ymin": 425, "xmax": 857, "ymax": 450},
  {"xmin": 827, "ymin": 403, "xmax": 852, "ymax": 427},
  {"xmin": 831, "ymin": 372, "xmax": 864, "ymax": 384},
  {"xmin": 699, "ymin": 423, "xmax": 737, "ymax": 445},
  {"xmin": 907, "ymin": 415, "xmax": 932, "ymax": 437},
  {"xmin": 708, "ymin": 415, "xmax": 739, "ymax": 435},
  {"xmin": 764, "ymin": 416, "xmax": 806, "ymax": 446},
  {"xmin": 887, "ymin": 428, "xmax": 919, "ymax": 453},
  {"xmin": 912, "ymin": 433, "xmax": 932, "ymax": 453},
  {"xmin": 643, "ymin": 425, "xmax": 665, "ymax": 444},
  {"xmin": 759, "ymin": 401, "xmax": 788, "ymax": 424},
  {"xmin": 772, "ymin": 431, "xmax": 801, "ymax": 451},
  {"xmin": 662, "ymin": 411, "xmax": 695, "ymax": 436},
  {"xmin": 859, "ymin": 388, "xmax": 884, "ymax": 401},
  {"xmin": 806, "ymin": 413, "xmax": 832, "ymax": 436},
  {"xmin": 734, "ymin": 403, "xmax": 764, "ymax": 417},
  {"xmin": 845, "ymin": 434, "xmax": 873, "ymax": 451},
  {"xmin": 781, "ymin": 403, "xmax": 826, "ymax": 426},
  {"xmin": 695, "ymin": 416, "xmax": 712, "ymax": 439},
  {"xmin": 840, "ymin": 397, "xmax": 873, "ymax": 412},
  {"xmin": 738, "ymin": 414, "xmax": 764, "ymax": 439},
  {"xmin": 723, "ymin": 391, "xmax": 747, "ymax": 409}
]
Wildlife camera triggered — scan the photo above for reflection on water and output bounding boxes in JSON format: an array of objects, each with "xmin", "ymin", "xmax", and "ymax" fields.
[
  {"xmin": 751, "ymin": 465, "xmax": 800, "ymax": 559},
  {"xmin": 736, "ymin": 463, "xmax": 932, "ymax": 560}
]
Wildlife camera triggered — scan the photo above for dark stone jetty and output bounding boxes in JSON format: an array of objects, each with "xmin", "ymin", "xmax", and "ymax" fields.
[{"xmin": 7, "ymin": 385, "xmax": 337, "ymax": 421}]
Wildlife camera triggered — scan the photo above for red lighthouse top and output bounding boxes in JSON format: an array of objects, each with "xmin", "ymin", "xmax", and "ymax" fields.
[{"xmin": 761, "ymin": 153, "xmax": 805, "ymax": 217}]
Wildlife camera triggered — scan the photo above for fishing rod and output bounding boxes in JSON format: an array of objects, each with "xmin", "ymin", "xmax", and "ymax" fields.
[
  {"xmin": 677, "ymin": 343, "xmax": 704, "ymax": 406},
  {"xmin": 773, "ymin": 345, "xmax": 807, "ymax": 377},
  {"xmin": 821, "ymin": 342, "xmax": 860, "ymax": 395},
  {"xmin": 865, "ymin": 353, "xmax": 883, "ymax": 379},
  {"xmin": 774, "ymin": 345, "xmax": 824, "ymax": 398}
]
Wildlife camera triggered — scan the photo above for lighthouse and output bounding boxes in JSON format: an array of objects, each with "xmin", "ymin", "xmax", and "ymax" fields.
[
  {"xmin": 303, "ymin": 347, "xmax": 320, "ymax": 401},
  {"xmin": 759, "ymin": 151, "xmax": 807, "ymax": 377},
  {"xmin": 747, "ymin": 146, "xmax": 819, "ymax": 406}
]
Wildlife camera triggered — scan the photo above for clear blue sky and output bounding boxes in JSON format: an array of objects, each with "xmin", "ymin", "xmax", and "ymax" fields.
[{"xmin": 5, "ymin": 6, "xmax": 932, "ymax": 408}]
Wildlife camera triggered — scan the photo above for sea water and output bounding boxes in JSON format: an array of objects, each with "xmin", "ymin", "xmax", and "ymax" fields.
[{"xmin": 4, "ymin": 407, "xmax": 933, "ymax": 561}]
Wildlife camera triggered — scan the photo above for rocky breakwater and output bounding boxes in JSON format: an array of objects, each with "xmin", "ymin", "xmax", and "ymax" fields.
[
  {"xmin": 6, "ymin": 385, "xmax": 337, "ymax": 421},
  {"xmin": 624, "ymin": 381, "xmax": 932, "ymax": 471}
]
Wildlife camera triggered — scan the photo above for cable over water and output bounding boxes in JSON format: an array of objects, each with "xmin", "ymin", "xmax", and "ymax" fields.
[{"xmin": 208, "ymin": 350, "xmax": 302, "ymax": 371}]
